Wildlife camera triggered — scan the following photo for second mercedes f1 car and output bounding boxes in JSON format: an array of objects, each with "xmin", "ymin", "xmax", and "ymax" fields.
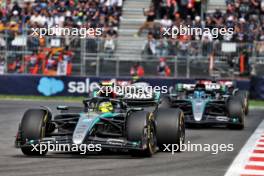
[{"xmin": 162, "ymin": 81, "xmax": 246, "ymax": 129}]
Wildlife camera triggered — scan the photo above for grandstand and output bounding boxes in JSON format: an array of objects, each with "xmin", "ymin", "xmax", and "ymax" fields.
[{"xmin": 0, "ymin": 0, "xmax": 263, "ymax": 77}]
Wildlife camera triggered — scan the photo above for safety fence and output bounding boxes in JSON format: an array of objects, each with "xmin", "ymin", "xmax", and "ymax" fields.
[{"xmin": 0, "ymin": 33, "xmax": 264, "ymax": 77}]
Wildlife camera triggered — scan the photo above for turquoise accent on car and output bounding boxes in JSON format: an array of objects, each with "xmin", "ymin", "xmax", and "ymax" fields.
[
  {"xmin": 100, "ymin": 112, "xmax": 119, "ymax": 118},
  {"xmin": 132, "ymin": 141, "xmax": 140, "ymax": 146},
  {"xmin": 176, "ymin": 83, "xmax": 183, "ymax": 92},
  {"xmin": 232, "ymin": 118, "xmax": 238, "ymax": 123},
  {"xmin": 80, "ymin": 112, "xmax": 118, "ymax": 135},
  {"xmin": 154, "ymin": 92, "xmax": 161, "ymax": 101},
  {"xmin": 73, "ymin": 112, "xmax": 120, "ymax": 144},
  {"xmin": 187, "ymin": 90, "xmax": 211, "ymax": 121},
  {"xmin": 93, "ymin": 90, "xmax": 97, "ymax": 97},
  {"xmin": 190, "ymin": 99, "xmax": 208, "ymax": 121}
]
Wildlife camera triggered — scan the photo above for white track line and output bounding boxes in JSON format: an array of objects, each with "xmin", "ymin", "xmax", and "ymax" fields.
[
  {"xmin": 239, "ymin": 169, "xmax": 264, "ymax": 175},
  {"xmin": 225, "ymin": 120, "xmax": 264, "ymax": 176},
  {"xmin": 251, "ymin": 153, "xmax": 264, "ymax": 158},
  {"xmin": 247, "ymin": 161, "xmax": 264, "ymax": 166}
]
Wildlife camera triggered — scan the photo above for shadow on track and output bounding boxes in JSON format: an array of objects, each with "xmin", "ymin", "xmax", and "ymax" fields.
[
  {"xmin": 186, "ymin": 124, "xmax": 243, "ymax": 130},
  {"xmin": 11, "ymin": 151, "xmax": 148, "ymax": 159}
]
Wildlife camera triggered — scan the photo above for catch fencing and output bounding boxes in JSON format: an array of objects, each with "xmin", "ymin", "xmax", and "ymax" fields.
[{"xmin": 0, "ymin": 32, "xmax": 263, "ymax": 77}]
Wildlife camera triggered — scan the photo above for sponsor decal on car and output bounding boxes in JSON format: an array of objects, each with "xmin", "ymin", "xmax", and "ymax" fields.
[{"xmin": 216, "ymin": 116, "xmax": 229, "ymax": 122}]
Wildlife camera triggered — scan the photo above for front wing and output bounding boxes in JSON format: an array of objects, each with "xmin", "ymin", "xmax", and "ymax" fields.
[{"xmin": 15, "ymin": 136, "xmax": 144, "ymax": 151}]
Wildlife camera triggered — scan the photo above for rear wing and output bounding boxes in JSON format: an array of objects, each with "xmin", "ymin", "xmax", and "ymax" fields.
[
  {"xmin": 122, "ymin": 99, "xmax": 158, "ymax": 107},
  {"xmin": 175, "ymin": 83, "xmax": 223, "ymax": 92},
  {"xmin": 197, "ymin": 79, "xmax": 235, "ymax": 88}
]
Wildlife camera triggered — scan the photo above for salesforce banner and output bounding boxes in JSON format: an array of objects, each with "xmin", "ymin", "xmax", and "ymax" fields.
[{"xmin": 0, "ymin": 75, "xmax": 250, "ymax": 97}]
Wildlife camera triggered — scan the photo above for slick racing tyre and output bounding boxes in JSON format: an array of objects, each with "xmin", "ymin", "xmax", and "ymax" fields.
[
  {"xmin": 235, "ymin": 90, "xmax": 249, "ymax": 115},
  {"xmin": 227, "ymin": 97, "xmax": 245, "ymax": 130},
  {"xmin": 20, "ymin": 109, "xmax": 51, "ymax": 156},
  {"xmin": 126, "ymin": 111, "xmax": 157, "ymax": 157},
  {"xmin": 156, "ymin": 108, "xmax": 185, "ymax": 152},
  {"xmin": 159, "ymin": 96, "xmax": 171, "ymax": 108}
]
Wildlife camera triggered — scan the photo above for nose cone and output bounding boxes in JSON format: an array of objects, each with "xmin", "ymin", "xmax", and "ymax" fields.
[
  {"xmin": 192, "ymin": 100, "xmax": 206, "ymax": 121},
  {"xmin": 72, "ymin": 115, "xmax": 96, "ymax": 145}
]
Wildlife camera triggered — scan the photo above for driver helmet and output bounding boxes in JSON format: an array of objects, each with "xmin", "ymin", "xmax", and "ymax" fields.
[
  {"xmin": 194, "ymin": 90, "xmax": 205, "ymax": 98},
  {"xmin": 98, "ymin": 101, "xmax": 113, "ymax": 113}
]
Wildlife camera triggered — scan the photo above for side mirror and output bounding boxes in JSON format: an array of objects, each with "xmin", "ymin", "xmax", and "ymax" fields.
[
  {"xmin": 131, "ymin": 107, "xmax": 144, "ymax": 111},
  {"xmin": 57, "ymin": 106, "xmax": 69, "ymax": 110},
  {"xmin": 222, "ymin": 95, "xmax": 229, "ymax": 99}
]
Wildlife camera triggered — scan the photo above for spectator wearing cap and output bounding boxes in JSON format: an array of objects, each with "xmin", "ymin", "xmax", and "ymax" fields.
[
  {"xmin": 11, "ymin": 1, "xmax": 22, "ymax": 16},
  {"xmin": 10, "ymin": 10, "xmax": 20, "ymax": 23}
]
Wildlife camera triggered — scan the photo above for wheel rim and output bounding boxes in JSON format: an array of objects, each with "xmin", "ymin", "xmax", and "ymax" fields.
[
  {"xmin": 179, "ymin": 114, "xmax": 185, "ymax": 144},
  {"xmin": 148, "ymin": 122, "xmax": 157, "ymax": 154}
]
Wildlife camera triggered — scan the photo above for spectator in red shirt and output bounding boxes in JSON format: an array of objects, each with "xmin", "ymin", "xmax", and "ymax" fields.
[
  {"xmin": 157, "ymin": 57, "xmax": 171, "ymax": 77},
  {"xmin": 130, "ymin": 62, "xmax": 145, "ymax": 78}
]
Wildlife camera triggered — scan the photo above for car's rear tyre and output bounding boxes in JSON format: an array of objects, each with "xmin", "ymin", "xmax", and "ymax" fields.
[
  {"xmin": 156, "ymin": 108, "xmax": 185, "ymax": 152},
  {"xmin": 235, "ymin": 90, "xmax": 249, "ymax": 115},
  {"xmin": 227, "ymin": 97, "xmax": 245, "ymax": 130},
  {"xmin": 126, "ymin": 111, "xmax": 157, "ymax": 157},
  {"xmin": 160, "ymin": 96, "xmax": 171, "ymax": 108},
  {"xmin": 20, "ymin": 109, "xmax": 51, "ymax": 156}
]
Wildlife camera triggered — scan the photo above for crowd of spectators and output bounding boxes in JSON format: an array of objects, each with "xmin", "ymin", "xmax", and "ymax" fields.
[
  {"xmin": 1, "ymin": 0, "xmax": 263, "ymax": 77},
  {"xmin": 7, "ymin": 47, "xmax": 73, "ymax": 75},
  {"xmin": 141, "ymin": 0, "xmax": 264, "ymax": 58},
  {"xmin": 0, "ymin": 0, "xmax": 124, "ymax": 74},
  {"xmin": 0, "ymin": 0, "xmax": 123, "ymax": 34},
  {"xmin": 0, "ymin": 0, "xmax": 123, "ymax": 52}
]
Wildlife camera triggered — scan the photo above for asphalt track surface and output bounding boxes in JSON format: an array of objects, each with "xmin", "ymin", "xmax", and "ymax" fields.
[{"xmin": 0, "ymin": 100, "xmax": 263, "ymax": 176}]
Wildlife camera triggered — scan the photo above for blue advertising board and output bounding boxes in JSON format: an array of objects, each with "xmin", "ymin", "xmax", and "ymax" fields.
[
  {"xmin": 0, "ymin": 75, "xmax": 252, "ymax": 97},
  {"xmin": 250, "ymin": 76, "xmax": 264, "ymax": 99}
]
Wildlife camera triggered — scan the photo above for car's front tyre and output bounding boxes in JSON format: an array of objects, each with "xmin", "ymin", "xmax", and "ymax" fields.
[
  {"xmin": 126, "ymin": 111, "xmax": 157, "ymax": 157},
  {"xmin": 227, "ymin": 97, "xmax": 245, "ymax": 130},
  {"xmin": 156, "ymin": 108, "xmax": 185, "ymax": 152},
  {"xmin": 20, "ymin": 109, "xmax": 51, "ymax": 156}
]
